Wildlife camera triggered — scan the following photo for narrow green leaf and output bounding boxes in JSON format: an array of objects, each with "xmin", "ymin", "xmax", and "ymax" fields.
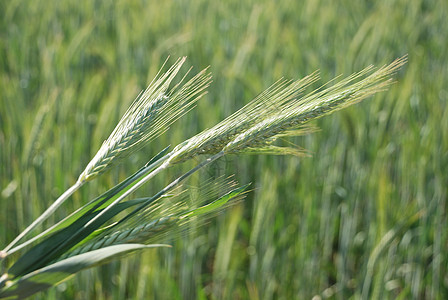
[
  {"xmin": 145, "ymin": 145, "xmax": 171, "ymax": 167},
  {"xmin": 8, "ymin": 199, "xmax": 146, "ymax": 279},
  {"xmin": 11, "ymin": 145, "xmax": 172, "ymax": 255},
  {"xmin": 0, "ymin": 244, "xmax": 169, "ymax": 300},
  {"xmin": 8, "ymin": 147, "xmax": 172, "ymax": 278},
  {"xmin": 49, "ymin": 146, "xmax": 171, "ymax": 235}
]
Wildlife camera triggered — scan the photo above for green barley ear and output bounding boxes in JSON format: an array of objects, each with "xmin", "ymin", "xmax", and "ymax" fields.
[
  {"xmin": 168, "ymin": 57, "xmax": 406, "ymax": 164},
  {"xmin": 78, "ymin": 57, "xmax": 212, "ymax": 182},
  {"xmin": 169, "ymin": 72, "xmax": 320, "ymax": 163},
  {"xmin": 223, "ymin": 56, "xmax": 407, "ymax": 154}
]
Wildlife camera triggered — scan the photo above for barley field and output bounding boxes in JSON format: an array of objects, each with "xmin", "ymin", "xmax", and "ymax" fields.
[{"xmin": 1, "ymin": 0, "xmax": 447, "ymax": 299}]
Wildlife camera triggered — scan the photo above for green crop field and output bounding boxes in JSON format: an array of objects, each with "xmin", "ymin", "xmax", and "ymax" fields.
[{"xmin": 1, "ymin": 0, "xmax": 447, "ymax": 299}]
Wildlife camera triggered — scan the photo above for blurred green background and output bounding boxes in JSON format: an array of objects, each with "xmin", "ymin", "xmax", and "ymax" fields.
[{"xmin": 1, "ymin": 0, "xmax": 447, "ymax": 299}]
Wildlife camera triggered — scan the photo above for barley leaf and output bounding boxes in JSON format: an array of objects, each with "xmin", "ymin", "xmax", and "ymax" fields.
[
  {"xmin": 7, "ymin": 199, "xmax": 146, "ymax": 279},
  {"xmin": 0, "ymin": 244, "xmax": 168, "ymax": 300},
  {"xmin": 7, "ymin": 146, "xmax": 172, "ymax": 256},
  {"xmin": 53, "ymin": 146, "xmax": 170, "ymax": 234}
]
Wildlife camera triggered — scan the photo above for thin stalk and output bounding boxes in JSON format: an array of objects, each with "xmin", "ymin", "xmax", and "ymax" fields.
[{"xmin": 2, "ymin": 181, "xmax": 84, "ymax": 254}]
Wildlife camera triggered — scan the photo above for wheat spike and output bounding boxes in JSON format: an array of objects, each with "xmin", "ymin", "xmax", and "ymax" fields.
[
  {"xmin": 79, "ymin": 58, "xmax": 212, "ymax": 182},
  {"xmin": 223, "ymin": 56, "xmax": 407, "ymax": 154},
  {"xmin": 60, "ymin": 216, "xmax": 176, "ymax": 259},
  {"xmin": 169, "ymin": 72, "xmax": 319, "ymax": 163}
]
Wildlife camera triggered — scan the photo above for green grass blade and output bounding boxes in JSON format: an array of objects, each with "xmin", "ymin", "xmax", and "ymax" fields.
[
  {"xmin": 7, "ymin": 146, "xmax": 171, "ymax": 255},
  {"xmin": 7, "ymin": 199, "xmax": 146, "ymax": 279},
  {"xmin": 56, "ymin": 145, "xmax": 172, "ymax": 231},
  {"xmin": 0, "ymin": 244, "xmax": 169, "ymax": 300}
]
